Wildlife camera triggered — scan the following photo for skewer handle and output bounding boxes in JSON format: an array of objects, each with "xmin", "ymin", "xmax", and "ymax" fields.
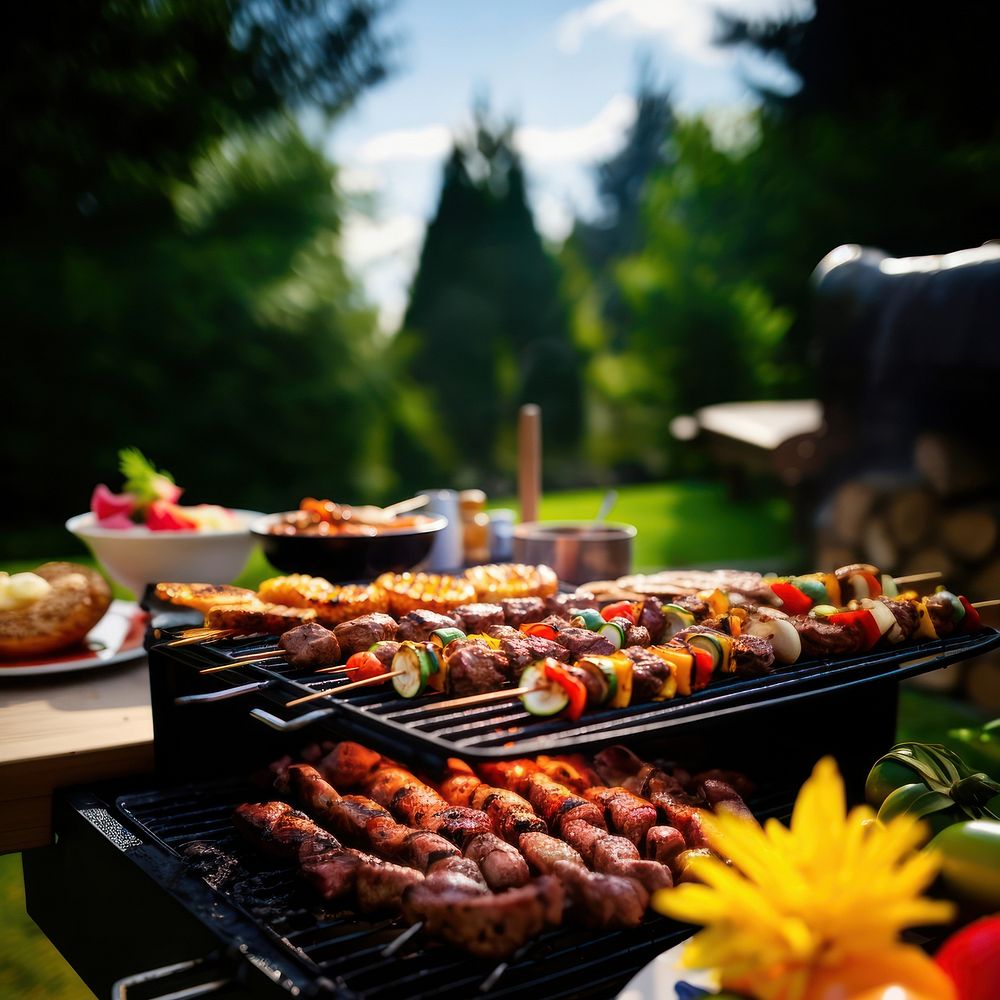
[
  {"xmin": 892, "ymin": 571, "xmax": 943, "ymax": 585},
  {"xmin": 518, "ymin": 404, "xmax": 541, "ymax": 524},
  {"xmin": 971, "ymin": 599, "xmax": 1000, "ymax": 609},
  {"xmin": 285, "ymin": 669, "xmax": 404, "ymax": 707},
  {"xmin": 166, "ymin": 629, "xmax": 236, "ymax": 647},
  {"xmin": 427, "ymin": 685, "xmax": 536, "ymax": 711}
]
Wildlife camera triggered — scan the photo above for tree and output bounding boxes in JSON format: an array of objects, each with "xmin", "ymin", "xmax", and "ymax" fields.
[
  {"xmin": 398, "ymin": 107, "xmax": 582, "ymax": 489},
  {"xmin": 0, "ymin": 2, "xmax": 393, "ymax": 554}
]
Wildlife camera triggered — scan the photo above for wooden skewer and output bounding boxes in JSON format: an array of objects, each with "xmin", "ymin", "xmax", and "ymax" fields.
[
  {"xmin": 285, "ymin": 670, "xmax": 404, "ymax": 708},
  {"xmin": 166, "ymin": 629, "xmax": 236, "ymax": 647},
  {"xmin": 314, "ymin": 663, "xmax": 359, "ymax": 674},
  {"xmin": 425, "ymin": 685, "xmax": 536, "ymax": 712},
  {"xmin": 199, "ymin": 654, "xmax": 286, "ymax": 674},
  {"xmin": 227, "ymin": 648, "xmax": 288, "ymax": 662},
  {"xmin": 893, "ymin": 571, "xmax": 943, "ymax": 585},
  {"xmin": 972, "ymin": 599, "xmax": 1000, "ymax": 609},
  {"xmin": 382, "ymin": 921, "xmax": 424, "ymax": 958},
  {"xmin": 155, "ymin": 625, "xmax": 219, "ymax": 640}
]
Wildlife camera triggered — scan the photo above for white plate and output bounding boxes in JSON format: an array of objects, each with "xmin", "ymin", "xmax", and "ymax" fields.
[
  {"xmin": 0, "ymin": 600, "xmax": 147, "ymax": 677},
  {"xmin": 617, "ymin": 943, "xmax": 715, "ymax": 999}
]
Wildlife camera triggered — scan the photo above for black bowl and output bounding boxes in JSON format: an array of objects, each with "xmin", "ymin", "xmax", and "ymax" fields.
[{"xmin": 251, "ymin": 513, "xmax": 447, "ymax": 582}]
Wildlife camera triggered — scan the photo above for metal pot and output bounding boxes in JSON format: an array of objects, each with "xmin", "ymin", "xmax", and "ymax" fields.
[{"xmin": 512, "ymin": 521, "xmax": 636, "ymax": 585}]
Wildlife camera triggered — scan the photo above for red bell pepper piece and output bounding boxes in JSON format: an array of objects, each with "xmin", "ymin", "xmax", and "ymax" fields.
[
  {"xmin": 544, "ymin": 661, "xmax": 588, "ymax": 721},
  {"xmin": 345, "ymin": 651, "xmax": 386, "ymax": 680},
  {"xmin": 146, "ymin": 500, "xmax": 198, "ymax": 531},
  {"xmin": 958, "ymin": 596, "xmax": 982, "ymax": 632},
  {"xmin": 859, "ymin": 571, "xmax": 882, "ymax": 599},
  {"xmin": 769, "ymin": 582, "xmax": 813, "ymax": 615},
  {"xmin": 828, "ymin": 609, "xmax": 881, "ymax": 649},
  {"xmin": 520, "ymin": 622, "xmax": 559, "ymax": 641},
  {"xmin": 690, "ymin": 645, "xmax": 714, "ymax": 690},
  {"xmin": 600, "ymin": 600, "xmax": 638, "ymax": 624}
]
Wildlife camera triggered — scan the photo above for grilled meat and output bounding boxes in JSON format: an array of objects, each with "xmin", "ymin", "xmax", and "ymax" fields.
[
  {"xmin": 446, "ymin": 645, "xmax": 511, "ymax": 696},
  {"xmin": 452, "ymin": 603, "xmax": 505, "ymax": 634},
  {"xmin": 698, "ymin": 779, "xmax": 756, "ymax": 822},
  {"xmin": 626, "ymin": 623, "xmax": 651, "ymax": 647},
  {"xmin": 645, "ymin": 826, "xmax": 686, "ymax": 867},
  {"xmin": 790, "ymin": 615, "xmax": 865, "ymax": 658},
  {"xmin": 369, "ymin": 640, "xmax": 400, "ymax": 669},
  {"xmin": 154, "ymin": 582, "xmax": 258, "ymax": 614},
  {"xmin": 730, "ymin": 632, "xmax": 775, "ymax": 676},
  {"xmin": 532, "ymin": 755, "xmax": 603, "ymax": 795},
  {"xmin": 923, "ymin": 592, "xmax": 958, "ymax": 637},
  {"xmin": 555, "ymin": 627, "xmax": 616, "ymax": 659},
  {"xmin": 205, "ymin": 602, "xmax": 316, "ymax": 634},
  {"xmin": 258, "ymin": 576, "xmax": 389, "ymax": 625},
  {"xmin": 494, "ymin": 632, "xmax": 570, "ymax": 670},
  {"xmin": 395, "ymin": 609, "xmax": 460, "ymax": 643},
  {"xmin": 621, "ymin": 647, "xmax": 672, "ymax": 701},
  {"xmin": 333, "ymin": 613, "xmax": 397, "ymax": 657},
  {"xmin": 878, "ymin": 596, "xmax": 920, "ymax": 642},
  {"xmin": 500, "ymin": 597, "xmax": 546, "ymax": 627},
  {"xmin": 584, "ymin": 786, "xmax": 658, "ymax": 848},
  {"xmin": 401, "ymin": 876, "xmax": 563, "ymax": 959},
  {"xmin": 637, "ymin": 596, "xmax": 667, "ymax": 643},
  {"xmin": 464, "ymin": 832, "xmax": 531, "ymax": 890},
  {"xmin": 518, "ymin": 832, "xmax": 585, "ymax": 874},
  {"xmin": 551, "ymin": 861, "xmax": 648, "ymax": 929},
  {"xmin": 440, "ymin": 762, "xmax": 548, "ymax": 842},
  {"xmin": 279, "ymin": 621, "xmax": 340, "ymax": 669},
  {"xmin": 544, "ymin": 590, "xmax": 601, "ymax": 615}
]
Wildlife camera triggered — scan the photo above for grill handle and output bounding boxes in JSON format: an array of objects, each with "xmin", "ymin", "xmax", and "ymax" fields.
[
  {"xmin": 249, "ymin": 706, "xmax": 336, "ymax": 731},
  {"xmin": 175, "ymin": 681, "xmax": 273, "ymax": 704},
  {"xmin": 111, "ymin": 957, "xmax": 231, "ymax": 1000}
]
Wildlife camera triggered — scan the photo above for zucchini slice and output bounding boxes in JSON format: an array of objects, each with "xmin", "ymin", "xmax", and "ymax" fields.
[
  {"xmin": 686, "ymin": 633, "xmax": 731, "ymax": 674},
  {"xmin": 392, "ymin": 641, "xmax": 433, "ymax": 698},
  {"xmin": 598, "ymin": 620, "xmax": 628, "ymax": 650},
  {"xmin": 519, "ymin": 662, "xmax": 569, "ymax": 717},
  {"xmin": 662, "ymin": 604, "xmax": 696, "ymax": 640}
]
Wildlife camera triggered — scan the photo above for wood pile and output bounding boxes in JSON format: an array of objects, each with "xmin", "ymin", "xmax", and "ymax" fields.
[{"xmin": 813, "ymin": 432, "xmax": 1000, "ymax": 708}]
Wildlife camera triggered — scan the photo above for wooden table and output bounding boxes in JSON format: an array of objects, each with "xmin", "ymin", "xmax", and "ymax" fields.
[{"xmin": 0, "ymin": 657, "xmax": 154, "ymax": 853}]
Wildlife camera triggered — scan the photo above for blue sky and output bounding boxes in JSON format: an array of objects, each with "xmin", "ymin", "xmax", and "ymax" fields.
[{"xmin": 320, "ymin": 0, "xmax": 809, "ymax": 330}]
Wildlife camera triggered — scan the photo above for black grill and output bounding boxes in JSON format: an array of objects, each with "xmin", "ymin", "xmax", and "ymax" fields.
[
  {"xmin": 105, "ymin": 779, "xmax": 788, "ymax": 999},
  {"xmin": 150, "ymin": 627, "xmax": 1000, "ymax": 764}
]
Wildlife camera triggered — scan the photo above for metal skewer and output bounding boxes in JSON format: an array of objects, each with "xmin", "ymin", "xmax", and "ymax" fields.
[
  {"xmin": 285, "ymin": 670, "xmax": 405, "ymax": 708},
  {"xmin": 381, "ymin": 921, "xmax": 423, "ymax": 957}
]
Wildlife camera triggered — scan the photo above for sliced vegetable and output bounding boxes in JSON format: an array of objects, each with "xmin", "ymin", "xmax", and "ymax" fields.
[
  {"xmin": 861, "ymin": 597, "xmax": 898, "ymax": 642},
  {"xmin": 791, "ymin": 576, "xmax": 828, "ymax": 605},
  {"xmin": 744, "ymin": 616, "xmax": 802, "ymax": 665},
  {"xmin": 698, "ymin": 589, "xmax": 730, "ymax": 617},
  {"xmin": 146, "ymin": 500, "xmax": 198, "ymax": 532},
  {"xmin": 544, "ymin": 661, "xmax": 588, "ymax": 721},
  {"xmin": 934, "ymin": 588, "xmax": 966, "ymax": 623},
  {"xmin": 828, "ymin": 608, "xmax": 881, "ymax": 649},
  {"xmin": 608, "ymin": 653, "xmax": 634, "ymax": 707},
  {"xmin": 600, "ymin": 601, "xmax": 637, "ymax": 625},
  {"xmin": 520, "ymin": 622, "xmax": 559, "ymax": 641},
  {"xmin": 598, "ymin": 619, "xmax": 628, "ymax": 650},
  {"xmin": 91, "ymin": 483, "xmax": 136, "ymax": 522},
  {"xmin": 810, "ymin": 604, "xmax": 838, "ymax": 618},
  {"xmin": 769, "ymin": 582, "xmax": 813, "ymax": 615},
  {"xmin": 431, "ymin": 627, "xmax": 466, "ymax": 650},
  {"xmin": 570, "ymin": 609, "xmax": 605, "ymax": 631},
  {"xmin": 821, "ymin": 572, "xmax": 841, "ymax": 606},
  {"xmin": 649, "ymin": 645, "xmax": 693, "ymax": 695},
  {"xmin": 520, "ymin": 661, "xmax": 570, "ymax": 717},
  {"xmin": 915, "ymin": 601, "xmax": 940, "ymax": 640},
  {"xmin": 685, "ymin": 632, "xmax": 732, "ymax": 674},
  {"xmin": 959, "ymin": 596, "xmax": 982, "ymax": 631},
  {"xmin": 466, "ymin": 632, "xmax": 501, "ymax": 649},
  {"xmin": 881, "ymin": 574, "xmax": 899, "ymax": 598},
  {"xmin": 574, "ymin": 658, "xmax": 612, "ymax": 705},
  {"xmin": 391, "ymin": 642, "xmax": 439, "ymax": 698},
  {"xmin": 690, "ymin": 645, "xmax": 714, "ymax": 689},
  {"xmin": 578, "ymin": 655, "xmax": 620, "ymax": 704},
  {"xmin": 662, "ymin": 604, "xmax": 696, "ymax": 640},
  {"xmin": 345, "ymin": 651, "xmax": 385, "ymax": 681}
]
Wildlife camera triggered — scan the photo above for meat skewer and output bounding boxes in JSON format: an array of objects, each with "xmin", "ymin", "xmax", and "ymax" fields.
[{"xmin": 320, "ymin": 743, "xmax": 530, "ymax": 891}]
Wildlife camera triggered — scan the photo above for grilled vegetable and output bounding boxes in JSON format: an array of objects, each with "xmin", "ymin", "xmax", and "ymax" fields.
[
  {"xmin": 392, "ymin": 642, "xmax": 440, "ymax": 698},
  {"xmin": 661, "ymin": 604, "xmax": 696, "ymax": 640},
  {"xmin": 544, "ymin": 662, "xmax": 587, "ymax": 721},
  {"xmin": 684, "ymin": 632, "xmax": 732, "ymax": 674},
  {"xmin": 600, "ymin": 601, "xmax": 637, "ymax": 624},
  {"xmin": 769, "ymin": 581, "xmax": 813, "ymax": 615},
  {"xmin": 570, "ymin": 608, "xmax": 605, "ymax": 631},
  {"xmin": 648, "ymin": 645, "xmax": 693, "ymax": 695},
  {"xmin": 744, "ymin": 616, "xmax": 801, "ymax": 665},
  {"xmin": 608, "ymin": 654, "xmax": 633, "ymax": 707},
  {"xmin": 520, "ymin": 622, "xmax": 559, "ymax": 641},
  {"xmin": 520, "ymin": 661, "xmax": 569, "ymax": 717},
  {"xmin": 345, "ymin": 651, "xmax": 386, "ymax": 681},
  {"xmin": 430, "ymin": 628, "xmax": 466, "ymax": 651},
  {"xmin": 597, "ymin": 619, "xmax": 628, "ymax": 650},
  {"xmin": 828, "ymin": 608, "xmax": 881, "ymax": 649},
  {"xmin": 574, "ymin": 658, "xmax": 613, "ymax": 705}
]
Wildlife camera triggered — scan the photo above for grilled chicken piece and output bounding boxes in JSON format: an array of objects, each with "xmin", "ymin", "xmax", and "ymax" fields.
[
  {"xmin": 518, "ymin": 832, "xmax": 586, "ymax": 875},
  {"xmin": 401, "ymin": 876, "xmax": 563, "ymax": 959},
  {"xmin": 279, "ymin": 622, "xmax": 340, "ymax": 669},
  {"xmin": 205, "ymin": 602, "xmax": 316, "ymax": 634},
  {"xmin": 551, "ymin": 861, "xmax": 648, "ymax": 929},
  {"xmin": 258, "ymin": 576, "xmax": 389, "ymax": 625},
  {"xmin": 154, "ymin": 582, "xmax": 259, "ymax": 613}
]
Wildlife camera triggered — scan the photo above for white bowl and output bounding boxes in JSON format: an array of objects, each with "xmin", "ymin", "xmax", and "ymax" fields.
[{"xmin": 66, "ymin": 510, "xmax": 263, "ymax": 598}]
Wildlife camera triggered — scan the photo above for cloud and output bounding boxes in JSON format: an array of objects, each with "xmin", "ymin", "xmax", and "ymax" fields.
[
  {"xmin": 356, "ymin": 124, "xmax": 452, "ymax": 164},
  {"xmin": 556, "ymin": 0, "xmax": 812, "ymax": 66},
  {"xmin": 342, "ymin": 211, "xmax": 425, "ymax": 268},
  {"xmin": 514, "ymin": 94, "xmax": 636, "ymax": 165}
]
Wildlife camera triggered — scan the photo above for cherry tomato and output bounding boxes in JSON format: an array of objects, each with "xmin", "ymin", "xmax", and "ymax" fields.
[{"xmin": 345, "ymin": 651, "xmax": 385, "ymax": 680}]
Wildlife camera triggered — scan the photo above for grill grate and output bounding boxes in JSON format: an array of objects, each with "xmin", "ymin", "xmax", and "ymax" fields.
[
  {"xmin": 155, "ymin": 627, "xmax": 1000, "ymax": 762},
  {"xmin": 118, "ymin": 780, "xmax": 785, "ymax": 1000}
]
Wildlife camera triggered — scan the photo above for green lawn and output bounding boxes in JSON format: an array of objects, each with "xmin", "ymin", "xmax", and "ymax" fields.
[{"xmin": 0, "ymin": 479, "xmax": 985, "ymax": 998}]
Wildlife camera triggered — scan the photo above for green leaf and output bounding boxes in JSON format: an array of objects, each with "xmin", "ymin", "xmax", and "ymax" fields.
[{"xmin": 118, "ymin": 447, "xmax": 174, "ymax": 506}]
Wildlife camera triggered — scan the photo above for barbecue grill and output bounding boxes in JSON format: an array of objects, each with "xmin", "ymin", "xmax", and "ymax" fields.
[{"xmin": 21, "ymin": 602, "xmax": 999, "ymax": 1000}]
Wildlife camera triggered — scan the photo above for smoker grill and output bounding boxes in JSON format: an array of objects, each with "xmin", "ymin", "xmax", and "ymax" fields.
[{"xmin": 22, "ymin": 607, "xmax": 999, "ymax": 1000}]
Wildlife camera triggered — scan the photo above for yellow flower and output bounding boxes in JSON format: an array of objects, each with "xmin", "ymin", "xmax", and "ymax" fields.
[{"xmin": 653, "ymin": 757, "xmax": 957, "ymax": 1000}]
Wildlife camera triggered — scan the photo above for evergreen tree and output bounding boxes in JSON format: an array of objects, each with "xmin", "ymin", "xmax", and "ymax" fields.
[{"xmin": 399, "ymin": 108, "xmax": 581, "ymax": 488}]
